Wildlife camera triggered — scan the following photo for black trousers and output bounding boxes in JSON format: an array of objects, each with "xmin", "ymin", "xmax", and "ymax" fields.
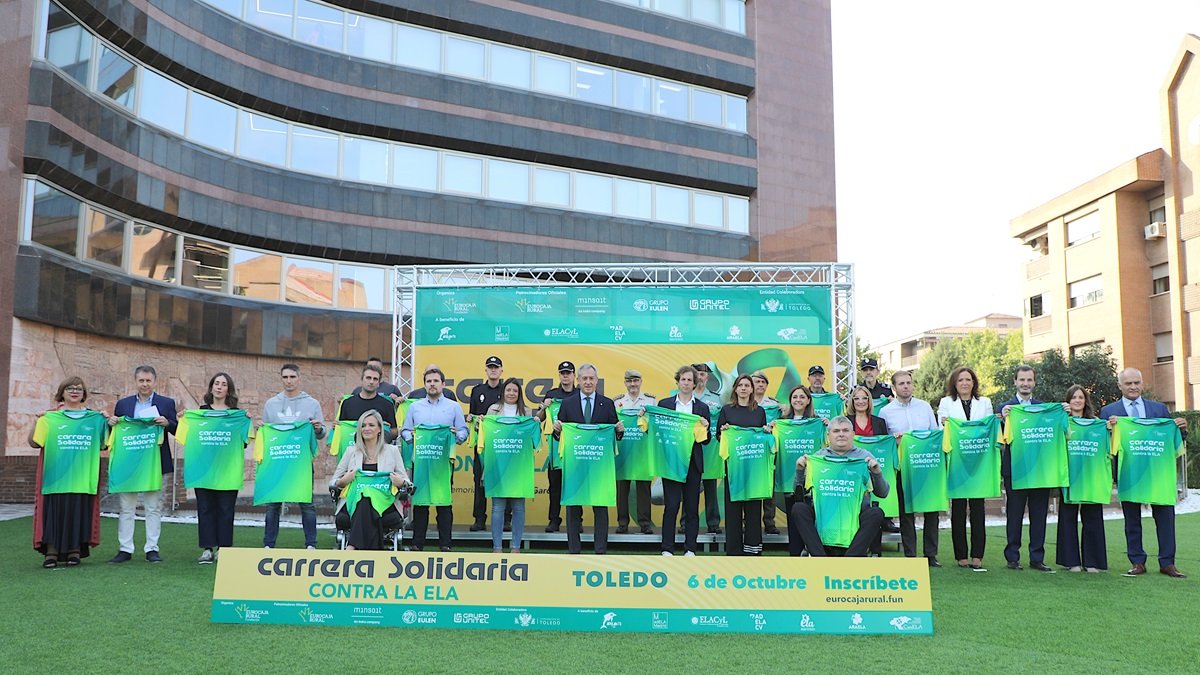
[
  {"xmin": 546, "ymin": 468, "xmax": 563, "ymax": 526},
  {"xmin": 566, "ymin": 505, "xmax": 608, "ymax": 554},
  {"xmin": 951, "ymin": 498, "xmax": 986, "ymax": 561},
  {"xmin": 781, "ymin": 494, "xmax": 803, "ymax": 555},
  {"xmin": 411, "ymin": 505, "xmax": 453, "ymax": 550},
  {"xmin": 1003, "ymin": 476, "xmax": 1050, "ymax": 564},
  {"xmin": 897, "ymin": 476, "xmax": 939, "ymax": 558},
  {"xmin": 1122, "ymin": 502, "xmax": 1176, "ymax": 567},
  {"xmin": 703, "ymin": 478, "xmax": 722, "ymax": 530},
  {"xmin": 1056, "ymin": 499, "xmax": 1107, "ymax": 569},
  {"xmin": 335, "ymin": 503, "xmax": 404, "ymax": 550},
  {"xmin": 472, "ymin": 450, "xmax": 512, "ymax": 525},
  {"xmin": 617, "ymin": 480, "xmax": 653, "ymax": 529},
  {"xmin": 661, "ymin": 451, "xmax": 703, "ymax": 553},
  {"xmin": 724, "ymin": 481, "xmax": 762, "ymax": 556},
  {"xmin": 763, "ymin": 496, "xmax": 778, "ymax": 529},
  {"xmin": 195, "ymin": 488, "xmax": 237, "ymax": 549},
  {"xmin": 791, "ymin": 501, "xmax": 885, "ymax": 557}
]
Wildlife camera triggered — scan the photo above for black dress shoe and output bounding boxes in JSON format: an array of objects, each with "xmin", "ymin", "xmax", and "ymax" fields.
[
  {"xmin": 708, "ymin": 527, "xmax": 723, "ymax": 535},
  {"xmin": 145, "ymin": 551, "xmax": 162, "ymax": 563},
  {"xmin": 615, "ymin": 525, "xmax": 629, "ymax": 534},
  {"xmin": 469, "ymin": 521, "xmax": 485, "ymax": 532},
  {"xmin": 544, "ymin": 522, "xmax": 560, "ymax": 533},
  {"xmin": 927, "ymin": 557, "xmax": 941, "ymax": 568},
  {"xmin": 1006, "ymin": 561, "xmax": 1024, "ymax": 571},
  {"xmin": 881, "ymin": 519, "xmax": 900, "ymax": 533},
  {"xmin": 1030, "ymin": 561, "xmax": 1055, "ymax": 573},
  {"xmin": 764, "ymin": 526, "xmax": 780, "ymax": 535},
  {"xmin": 640, "ymin": 525, "xmax": 654, "ymax": 535},
  {"xmin": 440, "ymin": 546, "xmax": 452, "ymax": 552},
  {"xmin": 109, "ymin": 551, "xmax": 132, "ymax": 564}
]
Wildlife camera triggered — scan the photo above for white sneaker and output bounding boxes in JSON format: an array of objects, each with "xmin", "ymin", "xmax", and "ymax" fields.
[
  {"xmin": 661, "ymin": 551, "xmax": 673, "ymax": 556},
  {"xmin": 684, "ymin": 551, "xmax": 696, "ymax": 557},
  {"xmin": 307, "ymin": 545, "xmax": 316, "ymax": 550},
  {"xmin": 198, "ymin": 549, "xmax": 215, "ymax": 564}
]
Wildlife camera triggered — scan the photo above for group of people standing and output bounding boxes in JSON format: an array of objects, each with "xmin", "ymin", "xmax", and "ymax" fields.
[{"xmin": 27, "ymin": 355, "xmax": 1188, "ymax": 580}]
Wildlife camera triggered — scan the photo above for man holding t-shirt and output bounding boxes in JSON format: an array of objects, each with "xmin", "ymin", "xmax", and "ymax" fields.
[
  {"xmin": 879, "ymin": 370, "xmax": 942, "ymax": 567},
  {"xmin": 791, "ymin": 416, "xmax": 889, "ymax": 556},
  {"xmin": 1100, "ymin": 367, "xmax": 1187, "ymax": 578},
  {"xmin": 338, "ymin": 364, "xmax": 398, "ymax": 442},
  {"xmin": 995, "ymin": 365, "xmax": 1054, "ymax": 572},
  {"xmin": 262, "ymin": 363, "xmax": 327, "ymax": 550}
]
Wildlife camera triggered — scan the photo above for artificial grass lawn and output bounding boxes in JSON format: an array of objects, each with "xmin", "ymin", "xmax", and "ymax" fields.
[{"xmin": 2, "ymin": 514, "xmax": 1197, "ymax": 674}]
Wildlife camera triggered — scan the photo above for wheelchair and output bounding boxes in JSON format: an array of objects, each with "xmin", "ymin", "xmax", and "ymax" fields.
[{"xmin": 332, "ymin": 482, "xmax": 413, "ymax": 551}]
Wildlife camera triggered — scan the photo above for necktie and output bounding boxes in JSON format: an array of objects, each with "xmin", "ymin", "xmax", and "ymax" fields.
[
  {"xmin": 584, "ymin": 396, "xmax": 593, "ymax": 424},
  {"xmin": 1131, "ymin": 400, "xmax": 1141, "ymax": 418}
]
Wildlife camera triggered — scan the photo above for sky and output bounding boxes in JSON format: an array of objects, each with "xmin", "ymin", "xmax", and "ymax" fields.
[{"xmin": 830, "ymin": 0, "xmax": 1200, "ymax": 347}]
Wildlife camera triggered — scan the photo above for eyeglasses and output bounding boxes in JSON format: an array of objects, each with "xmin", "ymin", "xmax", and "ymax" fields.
[{"xmin": 64, "ymin": 386, "xmax": 85, "ymax": 393}]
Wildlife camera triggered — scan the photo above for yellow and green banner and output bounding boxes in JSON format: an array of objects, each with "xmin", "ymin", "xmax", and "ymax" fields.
[
  {"xmin": 414, "ymin": 284, "xmax": 834, "ymax": 524},
  {"xmin": 211, "ymin": 549, "xmax": 933, "ymax": 634}
]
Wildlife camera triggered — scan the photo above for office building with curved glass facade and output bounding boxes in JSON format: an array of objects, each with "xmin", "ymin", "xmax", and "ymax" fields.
[{"xmin": 0, "ymin": 0, "xmax": 835, "ymax": 461}]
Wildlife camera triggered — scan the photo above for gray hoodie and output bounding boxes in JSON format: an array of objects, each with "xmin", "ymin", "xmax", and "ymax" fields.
[{"xmin": 262, "ymin": 391, "xmax": 327, "ymax": 439}]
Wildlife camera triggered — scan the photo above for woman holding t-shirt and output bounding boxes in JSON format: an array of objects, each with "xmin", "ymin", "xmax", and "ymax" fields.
[{"xmin": 717, "ymin": 374, "xmax": 770, "ymax": 556}]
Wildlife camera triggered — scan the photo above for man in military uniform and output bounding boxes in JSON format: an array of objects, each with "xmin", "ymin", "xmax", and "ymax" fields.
[{"xmin": 613, "ymin": 369, "xmax": 656, "ymax": 534}]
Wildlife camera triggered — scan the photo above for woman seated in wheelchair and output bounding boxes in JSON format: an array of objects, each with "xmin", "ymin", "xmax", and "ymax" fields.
[{"xmin": 331, "ymin": 410, "xmax": 411, "ymax": 550}]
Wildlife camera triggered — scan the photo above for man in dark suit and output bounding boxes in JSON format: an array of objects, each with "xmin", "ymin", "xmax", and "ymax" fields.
[
  {"xmin": 656, "ymin": 365, "xmax": 711, "ymax": 556},
  {"xmin": 554, "ymin": 363, "xmax": 623, "ymax": 554},
  {"xmin": 1100, "ymin": 367, "xmax": 1188, "ymax": 578},
  {"xmin": 995, "ymin": 365, "xmax": 1054, "ymax": 572},
  {"xmin": 108, "ymin": 365, "xmax": 178, "ymax": 564}
]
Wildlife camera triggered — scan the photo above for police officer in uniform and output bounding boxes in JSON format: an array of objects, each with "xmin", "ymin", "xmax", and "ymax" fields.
[
  {"xmin": 467, "ymin": 356, "xmax": 507, "ymax": 532},
  {"xmin": 693, "ymin": 363, "xmax": 723, "ymax": 534},
  {"xmin": 858, "ymin": 358, "xmax": 893, "ymax": 399},
  {"xmin": 613, "ymin": 369, "xmax": 656, "ymax": 534},
  {"xmin": 539, "ymin": 361, "xmax": 579, "ymax": 532}
]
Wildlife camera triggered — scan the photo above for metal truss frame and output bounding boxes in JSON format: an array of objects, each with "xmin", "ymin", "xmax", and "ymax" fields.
[{"xmin": 393, "ymin": 263, "xmax": 855, "ymax": 393}]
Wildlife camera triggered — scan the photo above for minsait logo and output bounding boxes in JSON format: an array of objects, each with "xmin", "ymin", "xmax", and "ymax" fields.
[
  {"xmin": 849, "ymin": 613, "xmax": 865, "ymax": 631},
  {"xmin": 799, "ymin": 614, "xmax": 816, "ymax": 631},
  {"xmin": 437, "ymin": 327, "xmax": 455, "ymax": 342},
  {"xmin": 889, "ymin": 615, "xmax": 922, "ymax": 631},
  {"xmin": 601, "ymin": 612, "xmax": 622, "ymax": 629}
]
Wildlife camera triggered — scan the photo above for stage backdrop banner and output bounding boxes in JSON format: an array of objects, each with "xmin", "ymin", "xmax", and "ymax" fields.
[
  {"xmin": 211, "ymin": 548, "xmax": 932, "ymax": 634},
  {"xmin": 413, "ymin": 285, "xmax": 835, "ymax": 525}
]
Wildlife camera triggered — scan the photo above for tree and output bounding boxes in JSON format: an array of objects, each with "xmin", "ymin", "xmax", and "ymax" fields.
[
  {"xmin": 991, "ymin": 346, "xmax": 1120, "ymax": 406},
  {"xmin": 912, "ymin": 338, "xmax": 964, "ymax": 404},
  {"xmin": 908, "ymin": 330, "xmax": 1024, "ymax": 404}
]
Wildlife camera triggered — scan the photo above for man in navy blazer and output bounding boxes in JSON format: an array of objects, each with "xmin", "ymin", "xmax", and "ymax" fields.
[
  {"xmin": 553, "ymin": 363, "xmax": 624, "ymax": 554},
  {"xmin": 1099, "ymin": 367, "xmax": 1187, "ymax": 578},
  {"xmin": 108, "ymin": 365, "xmax": 177, "ymax": 564},
  {"xmin": 995, "ymin": 365, "xmax": 1055, "ymax": 572},
  {"xmin": 656, "ymin": 365, "xmax": 711, "ymax": 556}
]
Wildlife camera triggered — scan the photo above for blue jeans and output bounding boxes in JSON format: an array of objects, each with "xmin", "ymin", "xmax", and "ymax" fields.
[
  {"xmin": 492, "ymin": 498, "xmax": 525, "ymax": 551},
  {"xmin": 263, "ymin": 502, "xmax": 317, "ymax": 548}
]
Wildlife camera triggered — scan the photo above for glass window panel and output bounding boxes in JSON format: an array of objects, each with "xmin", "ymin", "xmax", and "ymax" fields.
[
  {"xmin": 691, "ymin": 0, "xmax": 721, "ymax": 24},
  {"xmin": 246, "ymin": 0, "xmax": 294, "ymax": 36},
  {"xmin": 232, "ymin": 249, "xmax": 281, "ymax": 300},
  {"xmin": 30, "ymin": 182, "xmax": 80, "ymax": 255},
  {"xmin": 204, "ymin": 0, "xmax": 243, "ymax": 17},
  {"xmin": 575, "ymin": 65, "xmax": 613, "ymax": 106},
  {"xmin": 97, "ymin": 47, "xmax": 136, "ymax": 108},
  {"xmin": 345, "ymin": 13, "xmax": 391, "ymax": 62},
  {"xmin": 614, "ymin": 179, "xmax": 651, "ymax": 220},
  {"xmin": 129, "ymin": 223, "xmax": 178, "ymax": 282},
  {"xmin": 237, "ymin": 111, "xmax": 287, "ymax": 165},
  {"xmin": 533, "ymin": 168, "xmax": 570, "ymax": 207},
  {"xmin": 654, "ymin": 184, "xmax": 689, "ymax": 224},
  {"xmin": 654, "ymin": 81, "xmax": 688, "ymax": 120},
  {"xmin": 615, "ymin": 71, "xmax": 652, "ymax": 113},
  {"xmin": 443, "ymin": 154, "xmax": 483, "ymax": 195},
  {"xmin": 295, "ymin": 0, "xmax": 343, "ymax": 51},
  {"xmin": 181, "ymin": 238, "xmax": 229, "ymax": 292},
  {"xmin": 1066, "ymin": 211, "xmax": 1101, "ymax": 245},
  {"xmin": 337, "ymin": 264, "xmax": 387, "ymax": 310},
  {"xmin": 290, "ymin": 125, "xmax": 339, "ymax": 176},
  {"xmin": 728, "ymin": 197, "xmax": 749, "ymax": 233},
  {"xmin": 575, "ymin": 174, "xmax": 613, "ymax": 215},
  {"xmin": 533, "ymin": 55, "xmax": 571, "ymax": 96},
  {"xmin": 139, "ymin": 70, "xmax": 187, "ymax": 134},
  {"xmin": 723, "ymin": 0, "xmax": 746, "ymax": 33},
  {"xmin": 487, "ymin": 160, "xmax": 529, "ymax": 203},
  {"xmin": 394, "ymin": 25, "xmax": 441, "ymax": 71},
  {"xmin": 45, "ymin": 4, "xmax": 93, "ymax": 86},
  {"xmin": 652, "ymin": 0, "xmax": 688, "ymax": 18},
  {"xmin": 693, "ymin": 192, "xmax": 723, "ymax": 228},
  {"xmin": 445, "ymin": 37, "xmax": 485, "ymax": 79},
  {"xmin": 187, "ymin": 93, "xmax": 237, "ymax": 153},
  {"xmin": 343, "ymin": 137, "xmax": 389, "ymax": 183},
  {"xmin": 489, "ymin": 44, "xmax": 531, "ymax": 90},
  {"xmin": 83, "ymin": 208, "xmax": 125, "ymax": 267},
  {"xmin": 692, "ymin": 88, "xmax": 723, "ymax": 126},
  {"xmin": 725, "ymin": 96, "xmax": 747, "ymax": 132},
  {"xmin": 284, "ymin": 258, "xmax": 334, "ymax": 306},
  {"xmin": 392, "ymin": 145, "xmax": 438, "ymax": 191}
]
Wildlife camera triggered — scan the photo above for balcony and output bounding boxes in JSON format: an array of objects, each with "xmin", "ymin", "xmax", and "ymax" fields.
[
  {"xmin": 1029, "ymin": 315, "xmax": 1052, "ymax": 335},
  {"xmin": 1026, "ymin": 256, "xmax": 1050, "ymax": 280}
]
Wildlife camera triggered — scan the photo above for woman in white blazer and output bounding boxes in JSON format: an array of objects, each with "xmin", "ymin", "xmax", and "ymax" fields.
[
  {"xmin": 330, "ymin": 410, "xmax": 410, "ymax": 549},
  {"xmin": 937, "ymin": 367, "xmax": 993, "ymax": 571}
]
